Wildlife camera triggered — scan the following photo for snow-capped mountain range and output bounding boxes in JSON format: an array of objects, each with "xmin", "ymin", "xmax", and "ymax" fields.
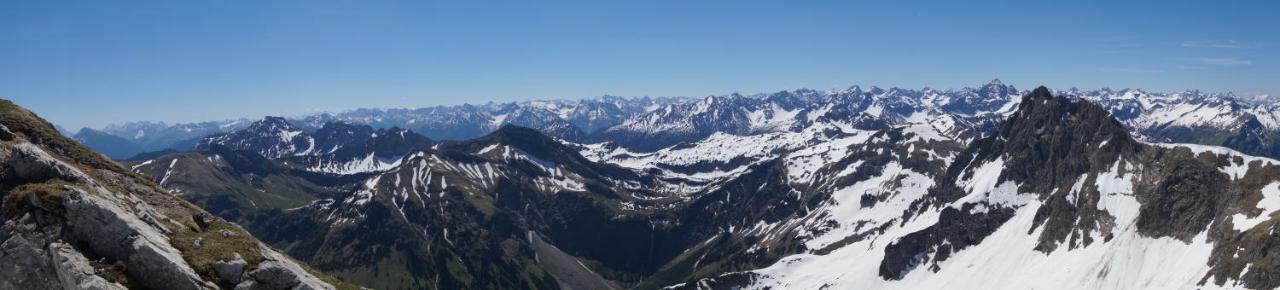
[
  {"xmin": 670, "ymin": 87, "xmax": 1280, "ymax": 289},
  {"xmin": 97, "ymin": 81, "xmax": 1280, "ymax": 289},
  {"xmin": 84, "ymin": 80, "xmax": 1280, "ymax": 160}
]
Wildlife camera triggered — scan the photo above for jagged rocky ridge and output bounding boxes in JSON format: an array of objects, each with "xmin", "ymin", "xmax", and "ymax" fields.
[{"xmin": 0, "ymin": 100, "xmax": 347, "ymax": 289}]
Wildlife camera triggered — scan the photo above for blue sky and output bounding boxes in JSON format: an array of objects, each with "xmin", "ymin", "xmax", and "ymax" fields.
[{"xmin": 2, "ymin": 1, "xmax": 1277, "ymax": 130}]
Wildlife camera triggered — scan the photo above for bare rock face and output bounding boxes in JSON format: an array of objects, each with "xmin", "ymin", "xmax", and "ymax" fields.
[
  {"xmin": 7, "ymin": 142, "xmax": 93, "ymax": 184},
  {"xmin": 0, "ymin": 234, "xmax": 58, "ymax": 290},
  {"xmin": 0, "ymin": 100, "xmax": 339, "ymax": 290},
  {"xmin": 880, "ymin": 204, "xmax": 1016, "ymax": 280},
  {"xmin": 49, "ymin": 242, "xmax": 128, "ymax": 290},
  {"xmin": 0, "ymin": 144, "xmax": 219, "ymax": 290},
  {"xmin": 62, "ymin": 188, "xmax": 216, "ymax": 290}
]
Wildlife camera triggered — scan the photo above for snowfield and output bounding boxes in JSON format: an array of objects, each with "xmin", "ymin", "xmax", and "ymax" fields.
[{"xmin": 736, "ymin": 148, "xmax": 1256, "ymax": 290}]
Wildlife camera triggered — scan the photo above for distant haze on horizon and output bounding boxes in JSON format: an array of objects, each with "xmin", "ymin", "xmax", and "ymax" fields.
[{"xmin": 2, "ymin": 1, "xmax": 1276, "ymax": 130}]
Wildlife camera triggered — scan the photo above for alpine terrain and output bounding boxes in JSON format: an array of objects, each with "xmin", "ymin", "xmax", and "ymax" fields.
[
  {"xmin": 71, "ymin": 81, "xmax": 1280, "ymax": 290},
  {"xmin": 8, "ymin": 0, "xmax": 1271, "ymax": 289},
  {"xmin": 0, "ymin": 100, "xmax": 354, "ymax": 289}
]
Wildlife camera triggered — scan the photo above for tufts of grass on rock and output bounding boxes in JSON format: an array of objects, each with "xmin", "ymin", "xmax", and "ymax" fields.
[{"xmin": 170, "ymin": 219, "xmax": 264, "ymax": 284}]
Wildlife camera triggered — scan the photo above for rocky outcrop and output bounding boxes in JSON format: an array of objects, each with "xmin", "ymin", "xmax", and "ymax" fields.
[
  {"xmin": 1135, "ymin": 152, "xmax": 1237, "ymax": 240},
  {"xmin": 50, "ymin": 242, "xmax": 128, "ymax": 290},
  {"xmin": 62, "ymin": 188, "xmax": 216, "ymax": 290},
  {"xmin": 0, "ymin": 234, "xmax": 59, "ymax": 290},
  {"xmin": 0, "ymin": 100, "xmax": 342, "ymax": 290},
  {"xmin": 879, "ymin": 204, "xmax": 1015, "ymax": 280},
  {"xmin": 234, "ymin": 248, "xmax": 333, "ymax": 290}
]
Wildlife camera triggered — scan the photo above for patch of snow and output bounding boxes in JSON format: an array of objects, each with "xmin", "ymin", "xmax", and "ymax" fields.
[{"xmin": 1233, "ymin": 182, "xmax": 1280, "ymax": 231}]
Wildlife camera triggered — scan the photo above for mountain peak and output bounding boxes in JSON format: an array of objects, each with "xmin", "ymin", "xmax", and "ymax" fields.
[
  {"xmin": 988, "ymin": 78, "xmax": 1004, "ymax": 86},
  {"xmin": 973, "ymin": 86, "xmax": 1140, "ymax": 193},
  {"xmin": 198, "ymin": 116, "xmax": 309, "ymax": 159},
  {"xmin": 469, "ymin": 124, "xmax": 575, "ymax": 160},
  {"xmin": 248, "ymin": 116, "xmax": 295, "ymax": 130},
  {"xmin": 261, "ymin": 116, "xmax": 288, "ymax": 123},
  {"xmin": 1008, "ymin": 86, "xmax": 1133, "ymax": 143},
  {"xmin": 1025, "ymin": 86, "xmax": 1054, "ymax": 102}
]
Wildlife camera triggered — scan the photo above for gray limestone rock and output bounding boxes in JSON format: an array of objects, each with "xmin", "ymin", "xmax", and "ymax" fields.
[
  {"xmin": 213, "ymin": 254, "xmax": 248, "ymax": 285},
  {"xmin": 61, "ymin": 188, "xmax": 215, "ymax": 290},
  {"xmin": 236, "ymin": 248, "xmax": 334, "ymax": 290},
  {"xmin": 49, "ymin": 242, "xmax": 127, "ymax": 290},
  {"xmin": 0, "ymin": 235, "xmax": 57, "ymax": 290}
]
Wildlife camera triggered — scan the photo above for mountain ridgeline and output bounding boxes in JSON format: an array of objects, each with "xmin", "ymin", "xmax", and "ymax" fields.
[
  {"xmin": 0, "ymin": 100, "xmax": 351, "ymax": 290},
  {"xmin": 195, "ymin": 119, "xmax": 435, "ymax": 175},
  {"xmin": 84, "ymin": 80, "xmax": 1280, "ymax": 162},
  {"xmin": 19, "ymin": 82, "xmax": 1280, "ymax": 289}
]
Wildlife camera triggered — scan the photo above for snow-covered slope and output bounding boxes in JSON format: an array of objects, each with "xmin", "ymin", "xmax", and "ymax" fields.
[
  {"xmin": 578, "ymin": 122, "xmax": 877, "ymax": 195},
  {"xmin": 671, "ymin": 87, "xmax": 1280, "ymax": 290}
]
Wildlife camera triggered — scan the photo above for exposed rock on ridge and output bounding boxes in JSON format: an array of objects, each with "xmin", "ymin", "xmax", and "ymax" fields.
[{"xmin": 0, "ymin": 100, "xmax": 343, "ymax": 290}]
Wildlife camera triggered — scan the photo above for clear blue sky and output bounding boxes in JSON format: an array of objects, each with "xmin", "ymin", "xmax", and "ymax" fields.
[{"xmin": 2, "ymin": 0, "xmax": 1277, "ymax": 130}]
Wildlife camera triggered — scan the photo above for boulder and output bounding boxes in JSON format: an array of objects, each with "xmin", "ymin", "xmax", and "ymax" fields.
[
  {"xmin": 7, "ymin": 143, "xmax": 91, "ymax": 183},
  {"xmin": 213, "ymin": 254, "xmax": 248, "ymax": 285},
  {"xmin": 48, "ymin": 242, "xmax": 127, "ymax": 290},
  {"xmin": 0, "ymin": 124, "xmax": 14, "ymax": 141},
  {"xmin": 236, "ymin": 248, "xmax": 334, "ymax": 290}
]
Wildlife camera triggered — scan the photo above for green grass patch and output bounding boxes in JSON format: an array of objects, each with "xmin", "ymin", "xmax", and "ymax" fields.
[
  {"xmin": 0, "ymin": 99, "xmax": 18, "ymax": 112},
  {"xmin": 466, "ymin": 194, "xmax": 498, "ymax": 219},
  {"xmin": 2, "ymin": 180, "xmax": 74, "ymax": 217},
  {"xmin": 170, "ymin": 220, "xmax": 264, "ymax": 284}
]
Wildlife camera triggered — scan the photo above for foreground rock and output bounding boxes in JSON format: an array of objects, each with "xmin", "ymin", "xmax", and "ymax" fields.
[{"xmin": 0, "ymin": 100, "xmax": 347, "ymax": 289}]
